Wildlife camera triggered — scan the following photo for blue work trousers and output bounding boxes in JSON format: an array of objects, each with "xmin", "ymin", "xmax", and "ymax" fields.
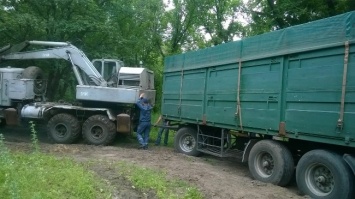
[{"xmin": 137, "ymin": 121, "xmax": 151, "ymax": 147}]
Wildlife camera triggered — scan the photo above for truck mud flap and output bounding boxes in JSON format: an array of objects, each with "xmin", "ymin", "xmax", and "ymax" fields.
[
  {"xmin": 343, "ymin": 154, "xmax": 355, "ymax": 175},
  {"xmin": 116, "ymin": 113, "xmax": 131, "ymax": 133},
  {"xmin": 242, "ymin": 139, "xmax": 258, "ymax": 163},
  {"xmin": 5, "ymin": 108, "xmax": 18, "ymax": 125}
]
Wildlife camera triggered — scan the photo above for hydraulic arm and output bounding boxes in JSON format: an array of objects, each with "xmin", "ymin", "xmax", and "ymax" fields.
[{"xmin": 0, "ymin": 41, "xmax": 107, "ymax": 86}]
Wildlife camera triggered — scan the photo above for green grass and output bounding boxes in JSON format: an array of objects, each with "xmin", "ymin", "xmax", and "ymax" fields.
[
  {"xmin": 0, "ymin": 123, "xmax": 112, "ymax": 199},
  {"xmin": 117, "ymin": 162, "xmax": 203, "ymax": 199},
  {"xmin": 0, "ymin": 152, "xmax": 111, "ymax": 199},
  {"xmin": 0, "ymin": 119, "xmax": 197, "ymax": 199}
]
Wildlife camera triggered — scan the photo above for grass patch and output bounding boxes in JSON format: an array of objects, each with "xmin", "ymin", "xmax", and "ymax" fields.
[
  {"xmin": 0, "ymin": 152, "xmax": 111, "ymax": 199},
  {"xmin": 117, "ymin": 162, "xmax": 203, "ymax": 199},
  {"xmin": 0, "ymin": 123, "xmax": 112, "ymax": 199}
]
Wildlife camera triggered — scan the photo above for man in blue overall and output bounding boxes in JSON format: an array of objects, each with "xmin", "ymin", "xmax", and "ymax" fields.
[{"xmin": 136, "ymin": 93, "xmax": 153, "ymax": 150}]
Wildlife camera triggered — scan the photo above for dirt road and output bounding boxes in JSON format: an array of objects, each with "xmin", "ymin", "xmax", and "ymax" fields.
[{"xmin": 1, "ymin": 126, "xmax": 308, "ymax": 199}]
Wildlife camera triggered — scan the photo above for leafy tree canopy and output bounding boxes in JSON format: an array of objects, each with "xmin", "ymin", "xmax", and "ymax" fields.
[{"xmin": 0, "ymin": 0, "xmax": 352, "ymax": 103}]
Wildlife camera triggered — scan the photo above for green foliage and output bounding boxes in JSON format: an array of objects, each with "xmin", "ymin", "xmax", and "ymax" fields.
[
  {"xmin": 0, "ymin": 134, "xmax": 10, "ymax": 160},
  {"xmin": 117, "ymin": 162, "xmax": 203, "ymax": 199},
  {"xmin": 29, "ymin": 121, "xmax": 40, "ymax": 153},
  {"xmin": 196, "ymin": 0, "xmax": 245, "ymax": 45},
  {"xmin": 0, "ymin": 134, "xmax": 111, "ymax": 199},
  {"xmin": 1, "ymin": 0, "xmax": 352, "ymax": 106},
  {"xmin": 162, "ymin": 0, "xmax": 201, "ymax": 54},
  {"xmin": 0, "ymin": 0, "xmax": 109, "ymax": 100},
  {"xmin": 245, "ymin": 0, "xmax": 354, "ymax": 35},
  {"xmin": 85, "ymin": 0, "xmax": 165, "ymax": 65}
]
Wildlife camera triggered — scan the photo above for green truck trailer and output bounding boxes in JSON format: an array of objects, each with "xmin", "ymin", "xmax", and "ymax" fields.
[{"xmin": 162, "ymin": 11, "xmax": 355, "ymax": 199}]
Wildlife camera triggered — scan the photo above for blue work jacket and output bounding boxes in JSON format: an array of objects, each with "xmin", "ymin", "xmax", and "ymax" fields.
[{"xmin": 136, "ymin": 98, "xmax": 153, "ymax": 122}]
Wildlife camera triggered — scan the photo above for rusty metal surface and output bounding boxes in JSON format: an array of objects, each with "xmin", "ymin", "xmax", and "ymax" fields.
[
  {"xmin": 202, "ymin": 114, "xmax": 206, "ymax": 125},
  {"xmin": 5, "ymin": 108, "xmax": 18, "ymax": 125},
  {"xmin": 278, "ymin": 122, "xmax": 286, "ymax": 136},
  {"xmin": 116, "ymin": 114, "xmax": 131, "ymax": 133}
]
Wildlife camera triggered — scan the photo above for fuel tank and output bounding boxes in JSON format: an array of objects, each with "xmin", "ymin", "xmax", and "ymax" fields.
[{"xmin": 21, "ymin": 103, "xmax": 46, "ymax": 119}]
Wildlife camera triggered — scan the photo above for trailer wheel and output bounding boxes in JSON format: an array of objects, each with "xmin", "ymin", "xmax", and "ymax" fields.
[
  {"xmin": 47, "ymin": 113, "xmax": 81, "ymax": 144},
  {"xmin": 296, "ymin": 150, "xmax": 354, "ymax": 199},
  {"xmin": 248, "ymin": 140, "xmax": 294, "ymax": 186},
  {"xmin": 22, "ymin": 66, "xmax": 45, "ymax": 94},
  {"xmin": 174, "ymin": 127, "xmax": 201, "ymax": 156},
  {"xmin": 82, "ymin": 115, "xmax": 116, "ymax": 145}
]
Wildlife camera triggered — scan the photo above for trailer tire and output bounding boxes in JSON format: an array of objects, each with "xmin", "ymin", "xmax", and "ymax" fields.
[
  {"xmin": 248, "ymin": 140, "xmax": 294, "ymax": 186},
  {"xmin": 47, "ymin": 113, "xmax": 81, "ymax": 144},
  {"xmin": 174, "ymin": 127, "xmax": 201, "ymax": 156},
  {"xmin": 82, "ymin": 115, "xmax": 116, "ymax": 145},
  {"xmin": 22, "ymin": 66, "xmax": 45, "ymax": 94},
  {"xmin": 296, "ymin": 150, "xmax": 354, "ymax": 199}
]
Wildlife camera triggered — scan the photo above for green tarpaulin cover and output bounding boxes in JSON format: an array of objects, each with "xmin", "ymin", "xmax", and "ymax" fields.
[{"xmin": 165, "ymin": 11, "xmax": 355, "ymax": 71}]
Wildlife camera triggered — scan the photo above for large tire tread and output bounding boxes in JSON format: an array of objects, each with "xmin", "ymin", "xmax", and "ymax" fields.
[
  {"xmin": 82, "ymin": 115, "xmax": 116, "ymax": 145},
  {"xmin": 296, "ymin": 150, "xmax": 354, "ymax": 199},
  {"xmin": 47, "ymin": 113, "xmax": 81, "ymax": 144},
  {"xmin": 248, "ymin": 140, "xmax": 294, "ymax": 186}
]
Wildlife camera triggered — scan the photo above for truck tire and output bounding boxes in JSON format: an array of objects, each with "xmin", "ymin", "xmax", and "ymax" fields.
[
  {"xmin": 82, "ymin": 115, "xmax": 116, "ymax": 145},
  {"xmin": 47, "ymin": 113, "xmax": 81, "ymax": 144},
  {"xmin": 22, "ymin": 66, "xmax": 45, "ymax": 94},
  {"xmin": 174, "ymin": 127, "xmax": 201, "ymax": 156},
  {"xmin": 296, "ymin": 150, "xmax": 354, "ymax": 199},
  {"xmin": 248, "ymin": 140, "xmax": 294, "ymax": 186}
]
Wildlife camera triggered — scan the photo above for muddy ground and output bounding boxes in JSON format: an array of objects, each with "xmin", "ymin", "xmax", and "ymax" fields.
[{"xmin": 1, "ymin": 125, "xmax": 309, "ymax": 199}]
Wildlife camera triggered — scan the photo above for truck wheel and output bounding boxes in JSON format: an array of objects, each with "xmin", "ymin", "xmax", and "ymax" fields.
[
  {"xmin": 82, "ymin": 115, "xmax": 116, "ymax": 145},
  {"xmin": 47, "ymin": 113, "xmax": 81, "ymax": 144},
  {"xmin": 248, "ymin": 140, "xmax": 294, "ymax": 186},
  {"xmin": 174, "ymin": 127, "xmax": 201, "ymax": 156},
  {"xmin": 296, "ymin": 150, "xmax": 354, "ymax": 199},
  {"xmin": 22, "ymin": 66, "xmax": 45, "ymax": 94}
]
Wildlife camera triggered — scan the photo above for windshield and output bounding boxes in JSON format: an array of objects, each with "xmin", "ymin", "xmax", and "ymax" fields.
[{"xmin": 92, "ymin": 60, "xmax": 118, "ymax": 81}]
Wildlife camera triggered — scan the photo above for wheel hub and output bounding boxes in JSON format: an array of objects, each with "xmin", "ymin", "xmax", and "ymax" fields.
[
  {"xmin": 255, "ymin": 152, "xmax": 274, "ymax": 177},
  {"xmin": 262, "ymin": 160, "xmax": 270, "ymax": 167},
  {"xmin": 183, "ymin": 137, "xmax": 192, "ymax": 147},
  {"xmin": 180, "ymin": 135, "xmax": 195, "ymax": 152},
  {"xmin": 313, "ymin": 167, "xmax": 333, "ymax": 192},
  {"xmin": 315, "ymin": 176, "xmax": 326, "ymax": 183},
  {"xmin": 91, "ymin": 126, "xmax": 104, "ymax": 139},
  {"xmin": 305, "ymin": 164, "xmax": 334, "ymax": 196},
  {"xmin": 55, "ymin": 124, "xmax": 67, "ymax": 138}
]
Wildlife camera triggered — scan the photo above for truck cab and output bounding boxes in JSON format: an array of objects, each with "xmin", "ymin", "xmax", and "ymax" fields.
[{"xmin": 92, "ymin": 59, "xmax": 123, "ymax": 82}]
